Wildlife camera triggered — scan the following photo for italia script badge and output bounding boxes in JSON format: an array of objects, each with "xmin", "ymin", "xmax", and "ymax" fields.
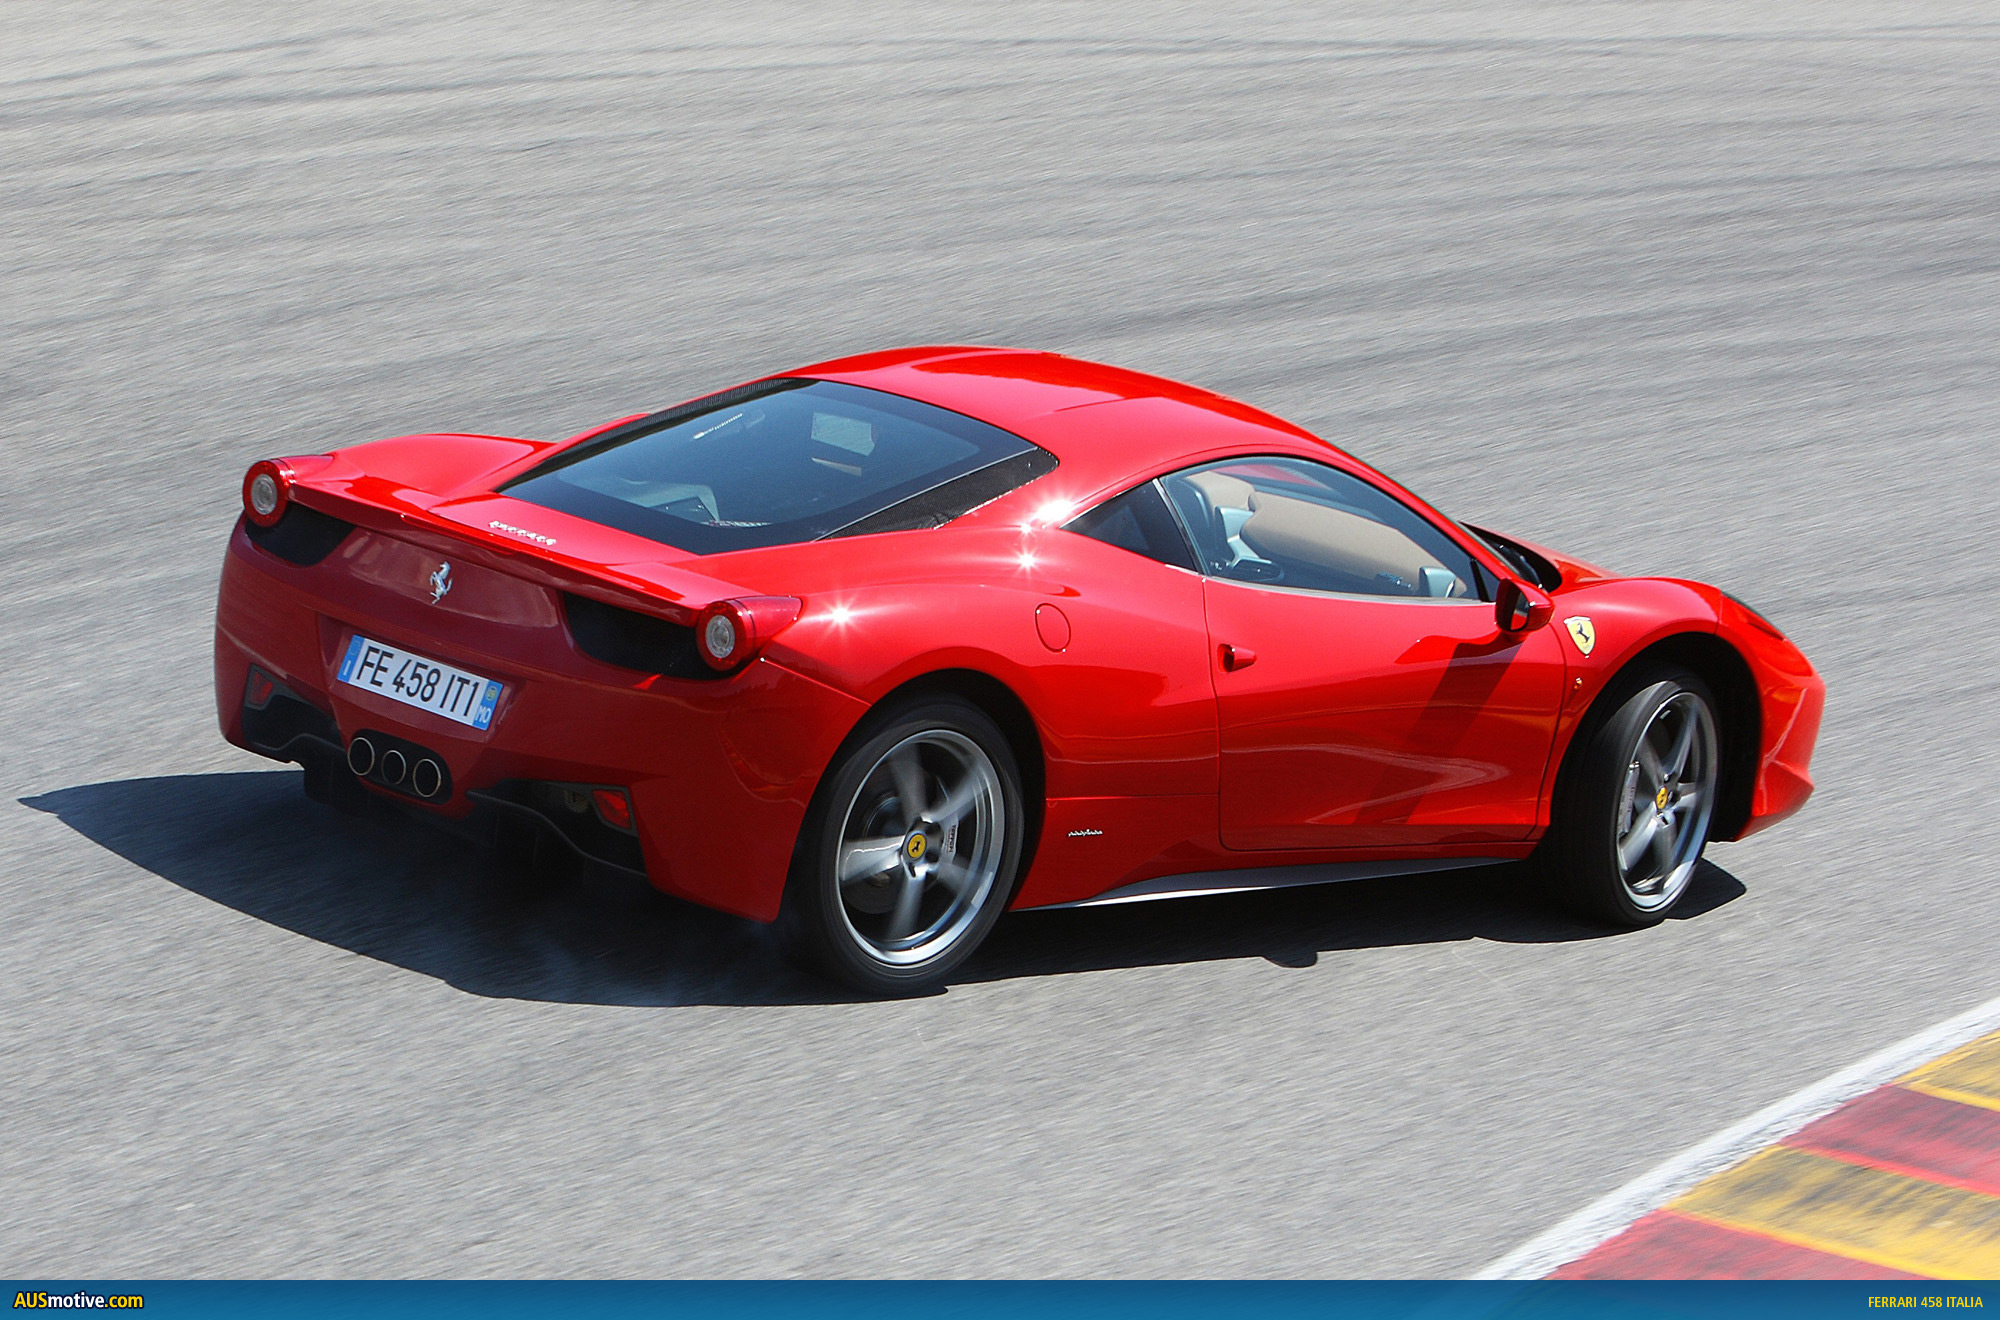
[
  {"xmin": 1564, "ymin": 616, "xmax": 1596, "ymax": 656},
  {"xmin": 429, "ymin": 561, "xmax": 453, "ymax": 604}
]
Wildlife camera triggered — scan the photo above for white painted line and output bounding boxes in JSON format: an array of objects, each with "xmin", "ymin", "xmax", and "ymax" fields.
[{"xmin": 1476, "ymin": 990, "xmax": 2000, "ymax": 1280}]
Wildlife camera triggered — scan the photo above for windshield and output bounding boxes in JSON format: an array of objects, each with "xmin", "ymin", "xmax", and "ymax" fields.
[
  {"xmin": 502, "ymin": 379, "xmax": 1052, "ymax": 554},
  {"xmin": 1463, "ymin": 522, "xmax": 1562, "ymax": 590}
]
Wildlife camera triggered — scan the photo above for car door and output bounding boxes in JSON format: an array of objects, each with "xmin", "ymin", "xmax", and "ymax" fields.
[{"xmin": 1160, "ymin": 457, "xmax": 1569, "ymax": 852}]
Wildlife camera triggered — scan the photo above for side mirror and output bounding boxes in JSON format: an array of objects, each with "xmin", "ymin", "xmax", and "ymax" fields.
[{"xmin": 1496, "ymin": 578, "xmax": 1554, "ymax": 633}]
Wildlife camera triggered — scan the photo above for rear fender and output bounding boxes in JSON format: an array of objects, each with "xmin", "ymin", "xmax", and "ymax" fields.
[{"xmin": 762, "ymin": 537, "xmax": 1216, "ymax": 803}]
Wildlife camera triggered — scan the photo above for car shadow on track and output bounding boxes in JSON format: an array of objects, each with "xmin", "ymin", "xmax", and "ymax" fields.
[
  {"xmin": 23, "ymin": 770, "xmax": 1745, "ymax": 1007},
  {"xmin": 969, "ymin": 854, "xmax": 1742, "ymax": 984}
]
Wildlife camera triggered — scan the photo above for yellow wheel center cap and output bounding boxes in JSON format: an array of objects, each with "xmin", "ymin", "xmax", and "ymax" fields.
[
  {"xmin": 1655, "ymin": 786, "xmax": 1671, "ymax": 811},
  {"xmin": 906, "ymin": 834, "xmax": 927, "ymax": 860}
]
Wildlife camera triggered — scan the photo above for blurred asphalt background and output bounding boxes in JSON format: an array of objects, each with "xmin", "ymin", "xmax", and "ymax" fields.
[{"xmin": 3, "ymin": 0, "xmax": 1997, "ymax": 1277}]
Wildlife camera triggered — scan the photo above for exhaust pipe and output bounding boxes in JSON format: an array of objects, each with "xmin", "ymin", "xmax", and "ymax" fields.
[
  {"xmin": 347, "ymin": 736, "xmax": 376, "ymax": 777},
  {"xmin": 411, "ymin": 758, "xmax": 444, "ymax": 800},
  {"xmin": 345, "ymin": 730, "xmax": 447, "ymax": 800}
]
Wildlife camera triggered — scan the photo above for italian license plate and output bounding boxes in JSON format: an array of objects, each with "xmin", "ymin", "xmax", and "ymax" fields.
[{"xmin": 337, "ymin": 633, "xmax": 503, "ymax": 731}]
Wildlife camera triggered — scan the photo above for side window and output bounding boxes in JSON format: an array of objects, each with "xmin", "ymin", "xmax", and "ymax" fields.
[
  {"xmin": 1063, "ymin": 479, "xmax": 1199, "ymax": 572},
  {"xmin": 1160, "ymin": 457, "xmax": 1487, "ymax": 600}
]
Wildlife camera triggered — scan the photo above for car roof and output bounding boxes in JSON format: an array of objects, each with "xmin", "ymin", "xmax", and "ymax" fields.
[{"xmin": 783, "ymin": 346, "xmax": 1349, "ymax": 493}]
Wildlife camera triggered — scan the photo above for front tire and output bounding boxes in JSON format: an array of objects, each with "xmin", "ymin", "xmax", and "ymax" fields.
[
  {"xmin": 1543, "ymin": 668, "xmax": 1721, "ymax": 926},
  {"xmin": 780, "ymin": 697, "xmax": 1025, "ymax": 996}
]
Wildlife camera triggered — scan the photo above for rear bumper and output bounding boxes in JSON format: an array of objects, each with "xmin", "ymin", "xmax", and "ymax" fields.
[{"xmin": 216, "ymin": 521, "xmax": 868, "ymax": 921}]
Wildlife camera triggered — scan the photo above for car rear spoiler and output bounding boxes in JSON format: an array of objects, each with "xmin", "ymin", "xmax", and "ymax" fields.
[{"xmin": 285, "ymin": 461, "xmax": 745, "ymax": 627}]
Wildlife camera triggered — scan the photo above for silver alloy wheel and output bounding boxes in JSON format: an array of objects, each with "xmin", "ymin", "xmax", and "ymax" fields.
[
  {"xmin": 832, "ymin": 729, "xmax": 1006, "ymax": 967},
  {"xmin": 1613, "ymin": 690, "xmax": 1719, "ymax": 911}
]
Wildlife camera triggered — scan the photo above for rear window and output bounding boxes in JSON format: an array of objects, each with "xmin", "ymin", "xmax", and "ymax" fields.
[{"xmin": 502, "ymin": 379, "xmax": 1055, "ymax": 554}]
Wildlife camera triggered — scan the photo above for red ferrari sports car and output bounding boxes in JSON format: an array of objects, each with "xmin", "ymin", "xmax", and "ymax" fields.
[{"xmin": 216, "ymin": 346, "xmax": 1823, "ymax": 992}]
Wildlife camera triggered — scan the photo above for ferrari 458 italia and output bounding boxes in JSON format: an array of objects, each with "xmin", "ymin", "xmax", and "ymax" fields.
[{"xmin": 216, "ymin": 347, "xmax": 1823, "ymax": 992}]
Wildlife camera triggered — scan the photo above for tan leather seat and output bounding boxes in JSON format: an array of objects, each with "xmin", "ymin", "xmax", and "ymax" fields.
[
  {"xmin": 1241, "ymin": 491, "xmax": 1447, "ymax": 592},
  {"xmin": 1183, "ymin": 470, "xmax": 1256, "ymax": 515}
]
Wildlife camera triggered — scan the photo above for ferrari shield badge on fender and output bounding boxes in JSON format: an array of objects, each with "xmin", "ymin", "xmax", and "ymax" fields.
[{"xmin": 1564, "ymin": 616, "xmax": 1596, "ymax": 656}]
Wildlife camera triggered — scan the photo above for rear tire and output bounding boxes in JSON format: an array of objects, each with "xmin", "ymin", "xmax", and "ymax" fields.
[
  {"xmin": 1542, "ymin": 667, "xmax": 1721, "ymax": 926},
  {"xmin": 780, "ymin": 697, "xmax": 1025, "ymax": 996}
]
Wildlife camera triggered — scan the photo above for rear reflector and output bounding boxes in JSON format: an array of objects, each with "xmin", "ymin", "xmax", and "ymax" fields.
[
  {"xmin": 592, "ymin": 788, "xmax": 634, "ymax": 833},
  {"xmin": 243, "ymin": 667, "xmax": 278, "ymax": 710}
]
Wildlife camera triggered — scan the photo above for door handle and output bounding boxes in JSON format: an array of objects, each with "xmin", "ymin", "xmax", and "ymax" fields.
[{"xmin": 1220, "ymin": 643, "xmax": 1257, "ymax": 672}]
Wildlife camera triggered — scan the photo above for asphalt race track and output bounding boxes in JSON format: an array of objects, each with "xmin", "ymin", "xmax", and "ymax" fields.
[{"xmin": 4, "ymin": 1, "xmax": 1997, "ymax": 1278}]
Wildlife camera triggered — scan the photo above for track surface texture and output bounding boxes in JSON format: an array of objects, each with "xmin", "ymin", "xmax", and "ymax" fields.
[{"xmin": 3, "ymin": 0, "xmax": 1997, "ymax": 1278}]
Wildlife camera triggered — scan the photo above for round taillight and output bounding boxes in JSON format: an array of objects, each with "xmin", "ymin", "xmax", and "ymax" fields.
[
  {"xmin": 248, "ymin": 472, "xmax": 280, "ymax": 517},
  {"xmin": 242, "ymin": 459, "xmax": 291, "ymax": 527},
  {"xmin": 693, "ymin": 596, "xmax": 801, "ymax": 673},
  {"xmin": 702, "ymin": 611, "xmax": 739, "ymax": 666}
]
